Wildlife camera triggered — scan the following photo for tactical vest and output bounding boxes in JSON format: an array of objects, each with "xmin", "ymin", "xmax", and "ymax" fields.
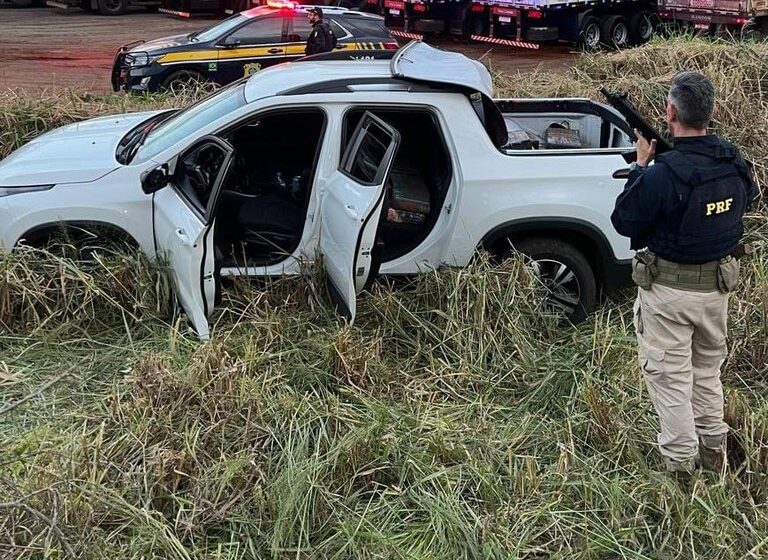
[{"xmin": 649, "ymin": 142, "xmax": 750, "ymax": 264}]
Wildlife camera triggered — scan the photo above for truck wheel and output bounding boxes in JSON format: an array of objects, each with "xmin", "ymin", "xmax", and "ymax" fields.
[
  {"xmin": 505, "ymin": 237, "xmax": 597, "ymax": 324},
  {"xmin": 740, "ymin": 18, "xmax": 768, "ymax": 40},
  {"xmin": 601, "ymin": 15, "xmax": 629, "ymax": 49},
  {"xmin": 97, "ymin": 0, "xmax": 127, "ymax": 15},
  {"xmin": 162, "ymin": 70, "xmax": 207, "ymax": 94},
  {"xmin": 579, "ymin": 16, "xmax": 603, "ymax": 51},
  {"xmin": 628, "ymin": 11, "xmax": 656, "ymax": 44}
]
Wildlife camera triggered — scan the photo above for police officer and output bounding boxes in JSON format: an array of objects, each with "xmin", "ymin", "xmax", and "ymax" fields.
[
  {"xmin": 305, "ymin": 7, "xmax": 335, "ymax": 56},
  {"xmin": 611, "ymin": 71, "xmax": 757, "ymax": 479}
]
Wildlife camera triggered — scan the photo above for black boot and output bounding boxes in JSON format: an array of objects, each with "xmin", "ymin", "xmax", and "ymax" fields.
[{"xmin": 699, "ymin": 434, "xmax": 726, "ymax": 473}]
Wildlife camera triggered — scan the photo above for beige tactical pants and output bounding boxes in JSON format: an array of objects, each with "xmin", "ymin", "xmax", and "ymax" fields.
[{"xmin": 633, "ymin": 284, "xmax": 729, "ymax": 470}]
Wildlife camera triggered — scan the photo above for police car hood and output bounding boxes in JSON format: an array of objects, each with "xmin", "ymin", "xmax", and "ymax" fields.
[
  {"xmin": 0, "ymin": 111, "xmax": 164, "ymax": 187},
  {"xmin": 129, "ymin": 34, "xmax": 192, "ymax": 55}
]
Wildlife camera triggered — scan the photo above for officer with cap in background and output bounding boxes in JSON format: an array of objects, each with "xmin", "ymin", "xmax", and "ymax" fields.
[
  {"xmin": 611, "ymin": 71, "xmax": 757, "ymax": 479},
  {"xmin": 305, "ymin": 7, "xmax": 336, "ymax": 56}
]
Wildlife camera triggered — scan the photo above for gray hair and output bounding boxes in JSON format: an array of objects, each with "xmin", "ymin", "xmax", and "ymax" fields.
[{"xmin": 668, "ymin": 71, "xmax": 715, "ymax": 130}]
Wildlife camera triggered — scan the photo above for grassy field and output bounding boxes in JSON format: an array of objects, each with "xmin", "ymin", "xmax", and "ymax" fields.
[{"xmin": 1, "ymin": 37, "xmax": 768, "ymax": 559}]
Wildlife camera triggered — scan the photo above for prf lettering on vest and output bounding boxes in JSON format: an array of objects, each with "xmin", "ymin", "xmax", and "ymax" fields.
[{"xmin": 706, "ymin": 197, "xmax": 734, "ymax": 216}]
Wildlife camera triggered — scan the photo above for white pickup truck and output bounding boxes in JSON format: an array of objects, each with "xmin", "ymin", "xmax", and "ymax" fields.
[{"xmin": 0, "ymin": 42, "xmax": 635, "ymax": 338}]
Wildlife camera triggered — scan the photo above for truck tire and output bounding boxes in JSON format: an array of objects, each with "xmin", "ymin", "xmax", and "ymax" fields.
[
  {"xmin": 162, "ymin": 70, "xmax": 207, "ymax": 93},
  {"xmin": 600, "ymin": 15, "xmax": 629, "ymax": 49},
  {"xmin": 740, "ymin": 18, "xmax": 768, "ymax": 40},
  {"xmin": 504, "ymin": 237, "xmax": 597, "ymax": 324},
  {"xmin": 97, "ymin": 0, "xmax": 127, "ymax": 15},
  {"xmin": 628, "ymin": 11, "xmax": 656, "ymax": 44},
  {"xmin": 579, "ymin": 16, "xmax": 602, "ymax": 51}
]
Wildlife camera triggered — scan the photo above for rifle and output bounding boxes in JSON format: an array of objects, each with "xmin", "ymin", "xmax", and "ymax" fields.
[{"xmin": 599, "ymin": 87, "xmax": 673, "ymax": 155}]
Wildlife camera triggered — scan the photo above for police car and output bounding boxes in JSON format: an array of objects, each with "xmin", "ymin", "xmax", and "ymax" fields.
[{"xmin": 111, "ymin": 2, "xmax": 397, "ymax": 93}]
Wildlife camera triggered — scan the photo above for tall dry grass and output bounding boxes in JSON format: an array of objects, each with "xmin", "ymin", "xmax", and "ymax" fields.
[{"xmin": 1, "ymin": 37, "xmax": 768, "ymax": 559}]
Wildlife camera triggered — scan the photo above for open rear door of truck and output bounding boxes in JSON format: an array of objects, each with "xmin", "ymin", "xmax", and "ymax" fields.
[{"xmin": 319, "ymin": 112, "xmax": 401, "ymax": 322}]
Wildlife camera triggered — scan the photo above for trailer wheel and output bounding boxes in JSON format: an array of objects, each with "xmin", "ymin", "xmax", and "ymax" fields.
[
  {"xmin": 97, "ymin": 0, "xmax": 127, "ymax": 15},
  {"xmin": 579, "ymin": 16, "xmax": 602, "ymax": 50},
  {"xmin": 740, "ymin": 18, "xmax": 768, "ymax": 40},
  {"xmin": 163, "ymin": 70, "xmax": 207, "ymax": 93},
  {"xmin": 600, "ymin": 15, "xmax": 629, "ymax": 49},
  {"xmin": 628, "ymin": 11, "xmax": 656, "ymax": 44}
]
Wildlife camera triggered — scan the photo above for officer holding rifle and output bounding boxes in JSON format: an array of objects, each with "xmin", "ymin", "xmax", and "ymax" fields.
[{"xmin": 610, "ymin": 71, "xmax": 757, "ymax": 480}]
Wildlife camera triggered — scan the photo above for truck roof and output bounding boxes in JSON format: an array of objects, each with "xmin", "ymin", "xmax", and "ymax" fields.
[{"xmin": 243, "ymin": 41, "xmax": 493, "ymax": 103}]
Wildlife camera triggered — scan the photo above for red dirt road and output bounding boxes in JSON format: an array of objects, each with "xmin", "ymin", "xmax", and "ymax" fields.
[{"xmin": 0, "ymin": 6, "xmax": 575, "ymax": 92}]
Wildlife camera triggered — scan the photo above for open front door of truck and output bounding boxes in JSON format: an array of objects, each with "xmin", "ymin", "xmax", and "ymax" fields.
[
  {"xmin": 152, "ymin": 136, "xmax": 234, "ymax": 339},
  {"xmin": 320, "ymin": 112, "xmax": 401, "ymax": 322}
]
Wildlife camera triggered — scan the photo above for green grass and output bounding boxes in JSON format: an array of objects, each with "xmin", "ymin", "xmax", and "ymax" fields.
[{"xmin": 2, "ymin": 37, "xmax": 768, "ymax": 559}]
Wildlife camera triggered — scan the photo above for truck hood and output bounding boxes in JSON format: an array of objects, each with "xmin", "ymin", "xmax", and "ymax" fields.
[{"xmin": 0, "ymin": 111, "xmax": 165, "ymax": 187}]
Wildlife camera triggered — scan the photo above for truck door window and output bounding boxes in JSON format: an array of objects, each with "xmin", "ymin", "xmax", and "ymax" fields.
[
  {"xmin": 176, "ymin": 143, "xmax": 228, "ymax": 215},
  {"xmin": 344, "ymin": 120, "xmax": 393, "ymax": 185}
]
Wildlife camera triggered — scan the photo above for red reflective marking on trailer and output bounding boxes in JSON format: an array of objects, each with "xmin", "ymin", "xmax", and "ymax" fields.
[{"xmin": 470, "ymin": 34, "xmax": 539, "ymax": 49}]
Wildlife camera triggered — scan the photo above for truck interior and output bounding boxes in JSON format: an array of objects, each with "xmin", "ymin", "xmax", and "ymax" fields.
[
  {"xmin": 342, "ymin": 107, "xmax": 452, "ymax": 262},
  {"xmin": 214, "ymin": 109, "xmax": 325, "ymax": 267},
  {"xmin": 184, "ymin": 105, "xmax": 450, "ymax": 268},
  {"xmin": 476, "ymin": 96, "xmax": 634, "ymax": 152}
]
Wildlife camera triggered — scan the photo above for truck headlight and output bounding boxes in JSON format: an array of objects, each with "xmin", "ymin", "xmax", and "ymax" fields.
[{"xmin": 0, "ymin": 185, "xmax": 54, "ymax": 198}]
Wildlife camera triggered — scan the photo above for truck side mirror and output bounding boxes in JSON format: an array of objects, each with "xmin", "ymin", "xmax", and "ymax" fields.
[{"xmin": 141, "ymin": 164, "xmax": 169, "ymax": 195}]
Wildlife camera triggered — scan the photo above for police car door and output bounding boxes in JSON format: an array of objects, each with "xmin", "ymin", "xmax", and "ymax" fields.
[
  {"xmin": 320, "ymin": 112, "xmax": 400, "ymax": 322},
  {"xmin": 216, "ymin": 14, "xmax": 288, "ymax": 83},
  {"xmin": 152, "ymin": 136, "xmax": 234, "ymax": 340}
]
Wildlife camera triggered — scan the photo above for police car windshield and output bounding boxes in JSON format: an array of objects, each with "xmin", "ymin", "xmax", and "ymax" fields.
[
  {"xmin": 132, "ymin": 83, "xmax": 246, "ymax": 164},
  {"xmin": 192, "ymin": 13, "xmax": 251, "ymax": 43}
]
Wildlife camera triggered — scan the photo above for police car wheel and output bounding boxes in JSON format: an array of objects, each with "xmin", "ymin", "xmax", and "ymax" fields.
[
  {"xmin": 163, "ymin": 70, "xmax": 206, "ymax": 94},
  {"xmin": 505, "ymin": 237, "xmax": 597, "ymax": 324}
]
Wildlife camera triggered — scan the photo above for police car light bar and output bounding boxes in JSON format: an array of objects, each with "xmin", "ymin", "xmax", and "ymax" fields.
[{"xmin": 266, "ymin": 0, "xmax": 298, "ymax": 9}]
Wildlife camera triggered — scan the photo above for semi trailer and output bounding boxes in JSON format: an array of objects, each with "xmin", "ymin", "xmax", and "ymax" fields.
[
  {"xmin": 384, "ymin": 0, "xmax": 658, "ymax": 48},
  {"xmin": 658, "ymin": 0, "xmax": 768, "ymax": 37}
]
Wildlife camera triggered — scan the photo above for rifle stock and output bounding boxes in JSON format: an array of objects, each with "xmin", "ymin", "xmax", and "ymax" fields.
[{"xmin": 599, "ymin": 87, "xmax": 673, "ymax": 155}]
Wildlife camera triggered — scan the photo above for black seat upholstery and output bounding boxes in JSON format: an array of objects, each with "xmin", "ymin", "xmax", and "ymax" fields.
[{"xmin": 237, "ymin": 193, "xmax": 304, "ymax": 245}]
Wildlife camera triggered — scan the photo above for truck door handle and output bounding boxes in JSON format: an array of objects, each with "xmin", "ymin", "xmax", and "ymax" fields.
[
  {"xmin": 612, "ymin": 168, "xmax": 630, "ymax": 179},
  {"xmin": 267, "ymin": 48, "xmax": 283, "ymax": 54}
]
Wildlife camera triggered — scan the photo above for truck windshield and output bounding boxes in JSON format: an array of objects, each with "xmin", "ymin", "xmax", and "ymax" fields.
[{"xmin": 132, "ymin": 83, "xmax": 247, "ymax": 164}]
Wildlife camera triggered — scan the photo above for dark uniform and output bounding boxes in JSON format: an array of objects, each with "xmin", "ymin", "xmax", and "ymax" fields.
[
  {"xmin": 611, "ymin": 135, "xmax": 757, "ymax": 474},
  {"xmin": 612, "ymin": 136, "xmax": 757, "ymax": 263},
  {"xmin": 305, "ymin": 19, "xmax": 335, "ymax": 56}
]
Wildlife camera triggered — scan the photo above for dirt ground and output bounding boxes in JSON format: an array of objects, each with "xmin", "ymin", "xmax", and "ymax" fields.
[{"xmin": 0, "ymin": 6, "xmax": 575, "ymax": 92}]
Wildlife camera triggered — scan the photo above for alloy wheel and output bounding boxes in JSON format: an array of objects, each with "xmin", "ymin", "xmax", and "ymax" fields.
[{"xmin": 529, "ymin": 258, "xmax": 582, "ymax": 316}]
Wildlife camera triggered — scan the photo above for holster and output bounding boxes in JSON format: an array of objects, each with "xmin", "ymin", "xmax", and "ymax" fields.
[
  {"xmin": 716, "ymin": 256, "xmax": 740, "ymax": 293},
  {"xmin": 632, "ymin": 249, "xmax": 657, "ymax": 290}
]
